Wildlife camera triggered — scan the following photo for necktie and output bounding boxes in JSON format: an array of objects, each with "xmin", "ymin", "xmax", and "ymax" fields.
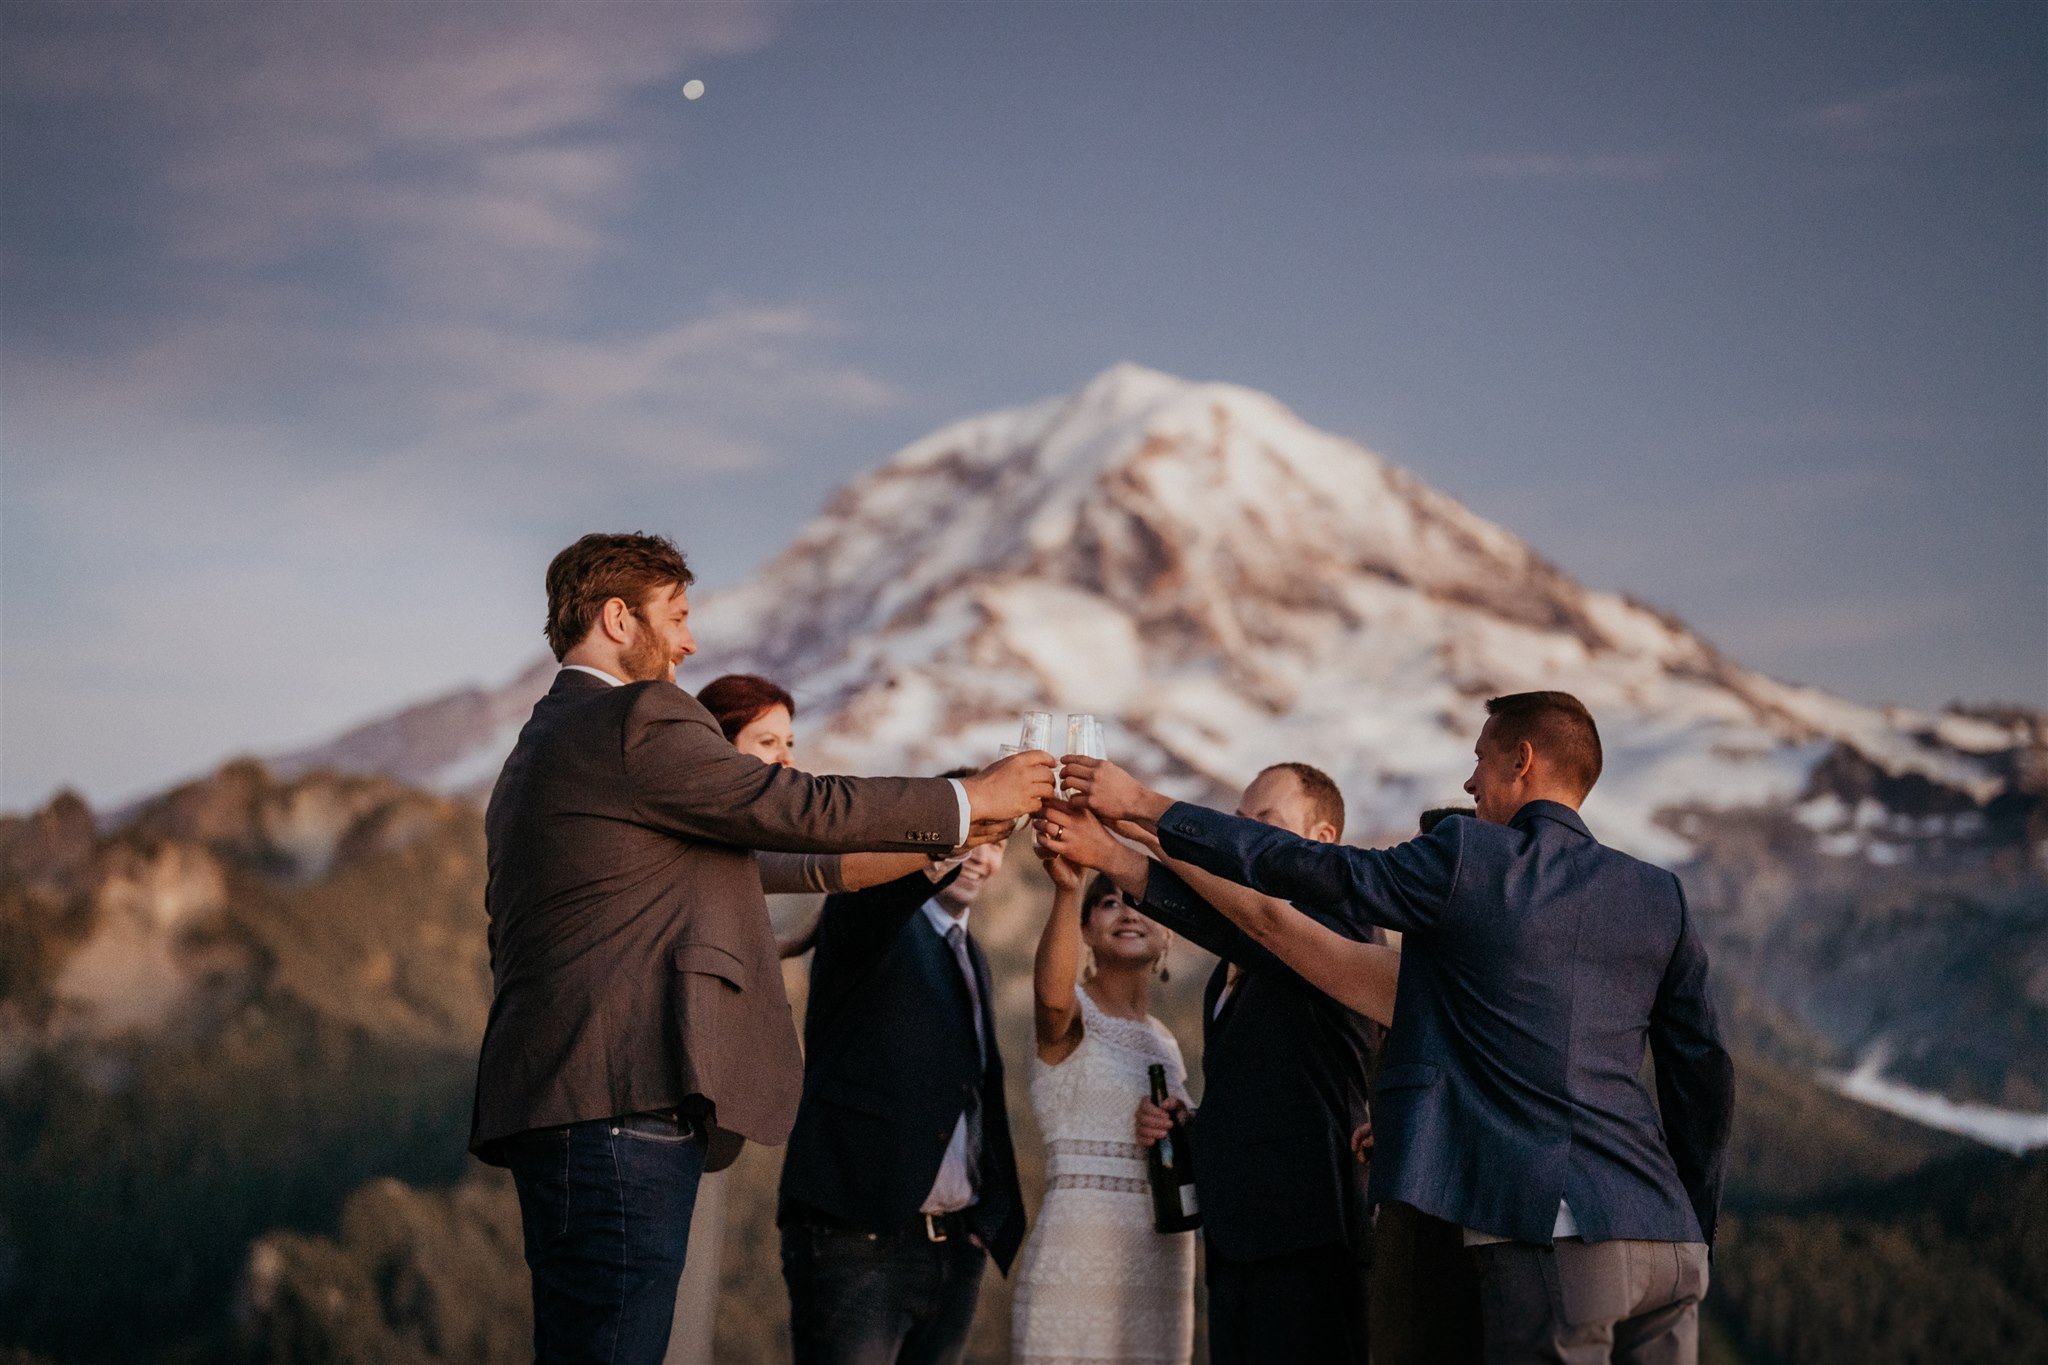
[
  {"xmin": 946, "ymin": 923, "xmax": 988, "ymax": 1066},
  {"xmin": 945, "ymin": 923, "xmax": 987, "ymax": 1189}
]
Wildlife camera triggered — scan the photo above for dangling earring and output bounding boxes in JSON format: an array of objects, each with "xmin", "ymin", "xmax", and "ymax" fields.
[
  {"xmin": 1155, "ymin": 940, "xmax": 1171, "ymax": 983},
  {"xmin": 1082, "ymin": 946, "xmax": 1097, "ymax": 980}
]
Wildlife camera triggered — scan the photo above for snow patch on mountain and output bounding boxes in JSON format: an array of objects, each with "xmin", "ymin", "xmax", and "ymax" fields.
[{"xmin": 1825, "ymin": 1045, "xmax": 2048, "ymax": 1153}]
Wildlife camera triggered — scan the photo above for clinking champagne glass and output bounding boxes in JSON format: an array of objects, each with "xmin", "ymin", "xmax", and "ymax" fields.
[
  {"xmin": 1064, "ymin": 713, "xmax": 1106, "ymax": 797},
  {"xmin": 1014, "ymin": 711, "xmax": 1056, "ymax": 831},
  {"xmin": 1004, "ymin": 717, "xmax": 1052, "ymax": 833}
]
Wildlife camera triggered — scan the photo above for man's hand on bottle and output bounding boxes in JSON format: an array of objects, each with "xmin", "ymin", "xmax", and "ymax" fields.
[{"xmin": 962, "ymin": 750, "xmax": 1058, "ymax": 825}]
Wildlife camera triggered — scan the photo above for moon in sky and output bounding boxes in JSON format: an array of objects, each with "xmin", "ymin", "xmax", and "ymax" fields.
[{"xmin": 683, "ymin": 79, "xmax": 705, "ymax": 100}]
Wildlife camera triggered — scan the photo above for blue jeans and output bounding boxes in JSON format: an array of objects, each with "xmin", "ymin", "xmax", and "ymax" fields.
[
  {"xmin": 503, "ymin": 1111, "xmax": 708, "ymax": 1365},
  {"xmin": 780, "ymin": 1220, "xmax": 986, "ymax": 1365}
]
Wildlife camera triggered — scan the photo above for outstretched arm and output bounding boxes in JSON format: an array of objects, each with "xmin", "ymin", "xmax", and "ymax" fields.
[
  {"xmin": 1115, "ymin": 818, "xmax": 1398, "ymax": 1025},
  {"xmin": 1061, "ymin": 758, "xmax": 1458, "ymax": 936},
  {"xmin": 839, "ymin": 852, "xmax": 945, "ymax": 890},
  {"xmin": 628, "ymin": 687, "xmax": 1056, "ymax": 853},
  {"xmin": 1169, "ymin": 856, "xmax": 1398, "ymax": 1024},
  {"xmin": 760, "ymin": 853, "xmax": 945, "ymax": 958},
  {"xmin": 1031, "ymin": 849, "xmax": 1088, "ymax": 1064}
]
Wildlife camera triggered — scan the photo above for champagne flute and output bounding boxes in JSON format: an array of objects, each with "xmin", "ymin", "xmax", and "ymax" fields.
[
  {"xmin": 1064, "ymin": 713, "xmax": 1106, "ymax": 796},
  {"xmin": 1019, "ymin": 711, "xmax": 1053, "ymax": 753}
]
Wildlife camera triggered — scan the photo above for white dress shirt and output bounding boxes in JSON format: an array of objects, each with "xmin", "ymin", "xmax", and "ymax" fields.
[
  {"xmin": 919, "ymin": 898, "xmax": 980, "ymax": 1214},
  {"xmin": 554, "ymin": 666, "xmax": 971, "ymax": 845}
]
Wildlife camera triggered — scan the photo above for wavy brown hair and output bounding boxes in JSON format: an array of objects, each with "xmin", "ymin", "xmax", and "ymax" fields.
[{"xmin": 543, "ymin": 532, "xmax": 694, "ymax": 661}]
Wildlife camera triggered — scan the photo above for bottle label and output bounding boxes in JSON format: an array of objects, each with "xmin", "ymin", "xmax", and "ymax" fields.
[{"xmin": 1180, "ymin": 1186, "xmax": 1200, "ymax": 1217}]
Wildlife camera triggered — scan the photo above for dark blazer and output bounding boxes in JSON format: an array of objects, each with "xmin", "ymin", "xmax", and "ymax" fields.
[
  {"xmin": 1157, "ymin": 799, "xmax": 1735, "ymax": 1246},
  {"xmin": 471, "ymin": 670, "xmax": 961, "ymax": 1170},
  {"xmin": 1138, "ymin": 866, "xmax": 1379, "ymax": 1263},
  {"xmin": 778, "ymin": 869, "xmax": 1026, "ymax": 1272}
]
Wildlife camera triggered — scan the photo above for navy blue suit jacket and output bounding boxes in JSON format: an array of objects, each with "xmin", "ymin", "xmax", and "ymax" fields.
[
  {"xmin": 1139, "ymin": 866, "xmax": 1378, "ymax": 1262},
  {"xmin": 777, "ymin": 869, "xmax": 1025, "ymax": 1272},
  {"xmin": 1157, "ymin": 799, "xmax": 1733, "ymax": 1247}
]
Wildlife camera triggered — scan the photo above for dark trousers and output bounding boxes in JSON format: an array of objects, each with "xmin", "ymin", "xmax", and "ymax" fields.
[
  {"xmin": 502, "ymin": 1111, "xmax": 708, "ymax": 1365},
  {"xmin": 1370, "ymin": 1202, "xmax": 1484, "ymax": 1365},
  {"xmin": 780, "ymin": 1218, "xmax": 986, "ymax": 1365},
  {"xmin": 1206, "ymin": 1239, "xmax": 1370, "ymax": 1365},
  {"xmin": 1469, "ymin": 1238, "xmax": 1709, "ymax": 1365}
]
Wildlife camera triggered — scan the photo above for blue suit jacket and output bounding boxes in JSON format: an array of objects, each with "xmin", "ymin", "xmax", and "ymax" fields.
[{"xmin": 1157, "ymin": 799, "xmax": 1733, "ymax": 1246}]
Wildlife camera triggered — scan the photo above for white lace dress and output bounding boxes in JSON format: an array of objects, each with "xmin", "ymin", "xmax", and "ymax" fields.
[{"xmin": 1013, "ymin": 987, "xmax": 1196, "ymax": 1365}]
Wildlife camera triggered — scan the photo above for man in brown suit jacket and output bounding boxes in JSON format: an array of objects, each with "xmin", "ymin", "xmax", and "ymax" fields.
[{"xmin": 472, "ymin": 533, "xmax": 1054, "ymax": 1365}]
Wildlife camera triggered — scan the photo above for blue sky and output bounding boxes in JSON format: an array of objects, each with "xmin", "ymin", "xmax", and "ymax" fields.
[{"xmin": 3, "ymin": 1, "xmax": 2042, "ymax": 809}]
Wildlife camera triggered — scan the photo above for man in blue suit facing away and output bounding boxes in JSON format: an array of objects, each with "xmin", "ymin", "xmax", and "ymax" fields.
[{"xmin": 1052, "ymin": 692, "xmax": 1734, "ymax": 1365}]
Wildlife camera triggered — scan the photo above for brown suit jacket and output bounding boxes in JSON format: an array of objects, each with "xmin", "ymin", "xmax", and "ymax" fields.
[{"xmin": 470, "ymin": 669, "xmax": 961, "ymax": 1170}]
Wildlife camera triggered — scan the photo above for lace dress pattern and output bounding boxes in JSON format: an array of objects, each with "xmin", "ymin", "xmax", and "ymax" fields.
[{"xmin": 1013, "ymin": 988, "xmax": 1196, "ymax": 1365}]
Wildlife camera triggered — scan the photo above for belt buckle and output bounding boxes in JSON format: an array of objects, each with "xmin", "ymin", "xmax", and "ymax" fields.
[{"xmin": 923, "ymin": 1212, "xmax": 949, "ymax": 1243}]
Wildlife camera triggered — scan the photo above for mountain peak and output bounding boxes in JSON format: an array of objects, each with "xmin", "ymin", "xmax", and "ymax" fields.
[
  {"xmin": 1071, "ymin": 359, "xmax": 1193, "ymax": 410},
  {"xmin": 274, "ymin": 367, "xmax": 2034, "ymax": 867}
]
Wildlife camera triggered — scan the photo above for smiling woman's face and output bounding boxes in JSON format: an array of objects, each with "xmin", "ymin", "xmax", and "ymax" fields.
[
  {"xmin": 1082, "ymin": 886, "xmax": 1168, "ymax": 967},
  {"xmin": 733, "ymin": 705, "xmax": 795, "ymax": 768}
]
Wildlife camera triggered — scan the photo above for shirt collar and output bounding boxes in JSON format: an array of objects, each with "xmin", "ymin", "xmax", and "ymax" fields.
[
  {"xmin": 921, "ymin": 897, "xmax": 970, "ymax": 937},
  {"xmin": 560, "ymin": 664, "xmax": 625, "ymax": 687}
]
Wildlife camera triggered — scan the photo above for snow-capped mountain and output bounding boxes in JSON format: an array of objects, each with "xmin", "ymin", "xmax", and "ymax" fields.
[{"xmin": 286, "ymin": 362, "xmax": 2037, "ymax": 864}]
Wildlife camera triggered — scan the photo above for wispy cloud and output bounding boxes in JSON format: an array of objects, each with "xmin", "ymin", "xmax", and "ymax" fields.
[
  {"xmin": 1801, "ymin": 76, "xmax": 1998, "ymax": 154},
  {"xmin": 1443, "ymin": 152, "xmax": 1666, "ymax": 182},
  {"xmin": 10, "ymin": 299, "xmax": 902, "ymax": 547}
]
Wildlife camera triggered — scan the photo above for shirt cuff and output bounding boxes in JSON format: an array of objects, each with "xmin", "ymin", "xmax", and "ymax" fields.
[{"xmin": 946, "ymin": 778, "xmax": 972, "ymax": 848}]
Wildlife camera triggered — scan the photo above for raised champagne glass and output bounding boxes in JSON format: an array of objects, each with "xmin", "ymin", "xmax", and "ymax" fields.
[
  {"xmin": 1064, "ymin": 713, "xmax": 1106, "ymax": 796},
  {"xmin": 1006, "ymin": 716, "xmax": 1052, "ymax": 832}
]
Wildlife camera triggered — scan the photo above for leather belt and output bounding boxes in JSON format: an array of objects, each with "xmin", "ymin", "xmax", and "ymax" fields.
[{"xmin": 789, "ymin": 1203, "xmax": 975, "ymax": 1244}]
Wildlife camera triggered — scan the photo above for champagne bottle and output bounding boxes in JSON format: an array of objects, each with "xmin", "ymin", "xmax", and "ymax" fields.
[{"xmin": 1145, "ymin": 1063, "xmax": 1201, "ymax": 1233}]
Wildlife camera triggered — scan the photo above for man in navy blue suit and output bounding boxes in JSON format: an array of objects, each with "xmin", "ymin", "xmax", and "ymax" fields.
[{"xmin": 1049, "ymin": 692, "xmax": 1734, "ymax": 1365}]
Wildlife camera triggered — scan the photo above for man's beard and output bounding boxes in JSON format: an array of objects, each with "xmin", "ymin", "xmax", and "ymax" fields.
[{"xmin": 619, "ymin": 614, "xmax": 674, "ymax": 683}]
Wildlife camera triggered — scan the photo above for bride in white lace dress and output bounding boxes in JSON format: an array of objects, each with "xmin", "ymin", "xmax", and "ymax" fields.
[{"xmin": 1013, "ymin": 853, "xmax": 1195, "ymax": 1365}]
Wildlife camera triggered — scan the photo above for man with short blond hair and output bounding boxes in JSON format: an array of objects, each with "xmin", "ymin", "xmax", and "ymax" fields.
[{"xmin": 1059, "ymin": 692, "xmax": 1734, "ymax": 1365}]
